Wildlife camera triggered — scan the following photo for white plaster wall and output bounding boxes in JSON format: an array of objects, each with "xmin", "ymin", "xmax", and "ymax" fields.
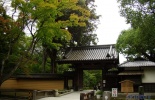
[{"xmin": 142, "ymin": 67, "xmax": 155, "ymax": 83}]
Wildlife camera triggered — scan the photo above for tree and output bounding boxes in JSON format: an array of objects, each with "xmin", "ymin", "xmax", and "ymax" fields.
[
  {"xmin": 83, "ymin": 70, "xmax": 102, "ymax": 89},
  {"xmin": 0, "ymin": 0, "xmax": 90, "ymax": 85},
  {"xmin": 69, "ymin": 0, "xmax": 100, "ymax": 46},
  {"xmin": 42, "ymin": 0, "xmax": 99, "ymax": 73},
  {"xmin": 116, "ymin": 0, "xmax": 155, "ymax": 61},
  {"xmin": 0, "ymin": 3, "xmax": 27, "ymax": 85}
]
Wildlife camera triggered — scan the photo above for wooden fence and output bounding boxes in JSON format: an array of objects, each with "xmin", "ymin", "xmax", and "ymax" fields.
[
  {"xmin": 0, "ymin": 89, "xmax": 58, "ymax": 100},
  {"xmin": 1, "ymin": 78, "xmax": 64, "ymax": 90}
]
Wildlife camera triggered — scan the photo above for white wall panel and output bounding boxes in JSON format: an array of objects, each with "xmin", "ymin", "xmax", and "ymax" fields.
[{"xmin": 142, "ymin": 67, "xmax": 155, "ymax": 83}]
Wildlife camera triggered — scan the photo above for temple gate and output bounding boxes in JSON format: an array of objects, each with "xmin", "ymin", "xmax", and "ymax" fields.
[{"xmin": 57, "ymin": 44, "xmax": 119, "ymax": 91}]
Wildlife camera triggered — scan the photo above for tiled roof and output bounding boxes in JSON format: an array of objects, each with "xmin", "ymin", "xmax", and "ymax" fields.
[
  {"xmin": 119, "ymin": 61, "xmax": 155, "ymax": 67},
  {"xmin": 58, "ymin": 44, "xmax": 118, "ymax": 63},
  {"xmin": 118, "ymin": 71, "xmax": 144, "ymax": 75}
]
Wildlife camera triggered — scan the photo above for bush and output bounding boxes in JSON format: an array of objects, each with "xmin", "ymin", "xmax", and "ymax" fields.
[{"xmin": 96, "ymin": 90, "xmax": 103, "ymax": 95}]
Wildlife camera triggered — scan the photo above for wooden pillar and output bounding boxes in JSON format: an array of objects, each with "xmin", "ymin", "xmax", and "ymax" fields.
[
  {"xmin": 74, "ymin": 68, "xmax": 79, "ymax": 91},
  {"xmin": 79, "ymin": 69, "xmax": 83, "ymax": 90},
  {"xmin": 74, "ymin": 68, "xmax": 83, "ymax": 91},
  {"xmin": 102, "ymin": 68, "xmax": 107, "ymax": 91},
  {"xmin": 33, "ymin": 90, "xmax": 37, "ymax": 100},
  {"xmin": 64, "ymin": 77, "xmax": 68, "ymax": 89}
]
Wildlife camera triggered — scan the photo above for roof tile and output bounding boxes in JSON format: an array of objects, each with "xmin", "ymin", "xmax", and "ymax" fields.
[
  {"xmin": 118, "ymin": 71, "xmax": 144, "ymax": 75},
  {"xmin": 119, "ymin": 61, "xmax": 155, "ymax": 67},
  {"xmin": 58, "ymin": 44, "xmax": 118, "ymax": 62}
]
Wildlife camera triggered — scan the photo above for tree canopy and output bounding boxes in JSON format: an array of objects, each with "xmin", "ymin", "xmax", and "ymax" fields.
[
  {"xmin": 40, "ymin": 0, "xmax": 99, "ymax": 73},
  {"xmin": 68, "ymin": 0, "xmax": 100, "ymax": 46},
  {"xmin": 116, "ymin": 0, "xmax": 155, "ymax": 61},
  {"xmin": 0, "ymin": 0, "xmax": 96, "ymax": 85}
]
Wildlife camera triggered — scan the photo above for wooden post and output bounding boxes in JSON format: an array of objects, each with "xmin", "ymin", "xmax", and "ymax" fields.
[
  {"xmin": 54, "ymin": 89, "xmax": 59, "ymax": 97},
  {"xmin": 74, "ymin": 68, "xmax": 83, "ymax": 91},
  {"xmin": 80, "ymin": 93, "xmax": 88, "ymax": 100},
  {"xmin": 80, "ymin": 93, "xmax": 84, "ymax": 100},
  {"xmin": 79, "ymin": 69, "xmax": 83, "ymax": 90},
  {"xmin": 102, "ymin": 68, "xmax": 107, "ymax": 90},
  {"xmin": 33, "ymin": 90, "xmax": 37, "ymax": 100},
  {"xmin": 14, "ymin": 91, "xmax": 17, "ymax": 99},
  {"xmin": 64, "ymin": 77, "xmax": 68, "ymax": 89},
  {"xmin": 74, "ymin": 68, "xmax": 79, "ymax": 91}
]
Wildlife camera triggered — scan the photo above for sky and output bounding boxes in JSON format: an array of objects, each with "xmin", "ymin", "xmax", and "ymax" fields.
[{"xmin": 94, "ymin": 0, "xmax": 131, "ymax": 63}]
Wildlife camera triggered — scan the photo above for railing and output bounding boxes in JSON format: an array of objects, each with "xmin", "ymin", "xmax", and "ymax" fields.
[{"xmin": 34, "ymin": 90, "xmax": 57, "ymax": 99}]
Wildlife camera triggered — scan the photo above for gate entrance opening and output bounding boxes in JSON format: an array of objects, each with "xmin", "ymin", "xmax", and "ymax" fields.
[
  {"xmin": 57, "ymin": 44, "xmax": 119, "ymax": 91},
  {"xmin": 83, "ymin": 70, "xmax": 102, "ymax": 90}
]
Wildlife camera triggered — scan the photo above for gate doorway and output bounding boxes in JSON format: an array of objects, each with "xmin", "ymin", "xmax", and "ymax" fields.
[
  {"xmin": 57, "ymin": 44, "xmax": 119, "ymax": 91},
  {"xmin": 83, "ymin": 70, "xmax": 102, "ymax": 90}
]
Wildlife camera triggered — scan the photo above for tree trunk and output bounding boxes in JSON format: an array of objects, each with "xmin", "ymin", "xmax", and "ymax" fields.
[
  {"xmin": 47, "ymin": 49, "xmax": 57, "ymax": 74},
  {"xmin": 51, "ymin": 49, "xmax": 57, "ymax": 73},
  {"xmin": 42, "ymin": 47, "xmax": 48, "ymax": 73}
]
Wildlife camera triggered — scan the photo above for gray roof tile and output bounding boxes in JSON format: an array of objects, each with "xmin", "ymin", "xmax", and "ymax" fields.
[
  {"xmin": 58, "ymin": 44, "xmax": 119, "ymax": 62},
  {"xmin": 119, "ymin": 61, "xmax": 155, "ymax": 67}
]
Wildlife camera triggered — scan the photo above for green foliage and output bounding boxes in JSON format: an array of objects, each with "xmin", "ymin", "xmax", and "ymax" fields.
[
  {"xmin": 83, "ymin": 70, "xmax": 102, "ymax": 88},
  {"xmin": 108, "ymin": 68, "xmax": 118, "ymax": 71},
  {"xmin": 96, "ymin": 90, "xmax": 103, "ymax": 95},
  {"xmin": 68, "ymin": 0, "xmax": 100, "ymax": 46},
  {"xmin": 0, "ymin": 0, "xmax": 92, "ymax": 84},
  {"xmin": 0, "ymin": 4, "xmax": 25, "ymax": 77},
  {"xmin": 56, "ymin": 64, "xmax": 71, "ymax": 74},
  {"xmin": 37, "ymin": 0, "xmax": 99, "ymax": 73},
  {"xmin": 116, "ymin": 0, "xmax": 155, "ymax": 61},
  {"xmin": 0, "ymin": 0, "xmax": 99, "ymax": 85}
]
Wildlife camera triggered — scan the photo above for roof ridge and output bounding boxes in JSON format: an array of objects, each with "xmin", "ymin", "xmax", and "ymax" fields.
[{"xmin": 69, "ymin": 44, "xmax": 116, "ymax": 50}]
